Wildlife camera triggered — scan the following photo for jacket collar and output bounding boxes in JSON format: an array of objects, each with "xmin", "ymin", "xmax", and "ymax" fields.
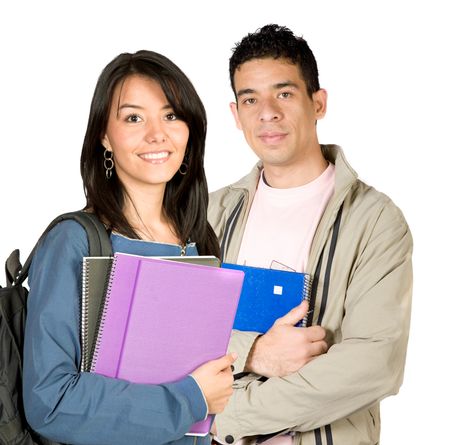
[{"xmin": 218, "ymin": 145, "xmax": 359, "ymax": 266}]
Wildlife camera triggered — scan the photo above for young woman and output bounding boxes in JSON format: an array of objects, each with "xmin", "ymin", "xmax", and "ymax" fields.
[{"xmin": 23, "ymin": 50, "xmax": 235, "ymax": 445}]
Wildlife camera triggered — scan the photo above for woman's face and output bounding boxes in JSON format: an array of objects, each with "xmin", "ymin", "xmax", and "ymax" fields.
[{"xmin": 102, "ymin": 74, "xmax": 189, "ymax": 194}]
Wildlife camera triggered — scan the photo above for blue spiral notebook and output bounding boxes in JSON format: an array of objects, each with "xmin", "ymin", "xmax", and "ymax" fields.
[{"xmin": 221, "ymin": 263, "xmax": 311, "ymax": 333}]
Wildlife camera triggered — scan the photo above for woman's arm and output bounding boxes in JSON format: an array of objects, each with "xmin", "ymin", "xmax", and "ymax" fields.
[{"xmin": 23, "ymin": 221, "xmax": 207, "ymax": 445}]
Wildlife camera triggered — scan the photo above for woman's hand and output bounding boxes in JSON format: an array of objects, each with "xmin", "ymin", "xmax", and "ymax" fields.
[{"xmin": 191, "ymin": 353, "xmax": 237, "ymax": 414}]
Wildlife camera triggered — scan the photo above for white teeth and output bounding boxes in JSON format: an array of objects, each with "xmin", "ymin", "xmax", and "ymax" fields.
[{"xmin": 140, "ymin": 151, "xmax": 169, "ymax": 160}]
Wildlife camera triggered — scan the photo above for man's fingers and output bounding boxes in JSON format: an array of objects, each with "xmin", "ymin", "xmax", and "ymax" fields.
[
  {"xmin": 309, "ymin": 340, "xmax": 329, "ymax": 357},
  {"xmin": 303, "ymin": 325, "xmax": 327, "ymax": 341},
  {"xmin": 274, "ymin": 300, "xmax": 309, "ymax": 326}
]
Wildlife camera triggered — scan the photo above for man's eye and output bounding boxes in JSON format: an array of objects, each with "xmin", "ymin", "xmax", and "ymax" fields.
[
  {"xmin": 243, "ymin": 98, "xmax": 256, "ymax": 105},
  {"xmin": 279, "ymin": 92, "xmax": 291, "ymax": 99},
  {"xmin": 126, "ymin": 114, "xmax": 142, "ymax": 123}
]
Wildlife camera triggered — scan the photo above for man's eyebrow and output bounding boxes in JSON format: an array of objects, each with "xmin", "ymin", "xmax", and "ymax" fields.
[
  {"xmin": 236, "ymin": 88, "xmax": 256, "ymax": 97},
  {"xmin": 236, "ymin": 82, "xmax": 300, "ymax": 97},
  {"xmin": 274, "ymin": 81, "xmax": 300, "ymax": 89}
]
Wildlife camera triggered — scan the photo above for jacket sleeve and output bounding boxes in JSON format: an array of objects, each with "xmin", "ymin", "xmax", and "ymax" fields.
[
  {"xmin": 215, "ymin": 202, "xmax": 413, "ymax": 442},
  {"xmin": 23, "ymin": 221, "xmax": 207, "ymax": 445}
]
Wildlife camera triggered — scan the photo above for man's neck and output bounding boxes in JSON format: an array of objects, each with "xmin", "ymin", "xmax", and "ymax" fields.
[{"xmin": 263, "ymin": 150, "xmax": 329, "ymax": 189}]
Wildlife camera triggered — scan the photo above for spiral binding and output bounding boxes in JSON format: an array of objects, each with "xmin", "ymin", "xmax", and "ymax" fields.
[
  {"xmin": 300, "ymin": 273, "xmax": 312, "ymax": 328},
  {"xmin": 90, "ymin": 255, "xmax": 118, "ymax": 372},
  {"xmin": 80, "ymin": 258, "xmax": 90, "ymax": 371}
]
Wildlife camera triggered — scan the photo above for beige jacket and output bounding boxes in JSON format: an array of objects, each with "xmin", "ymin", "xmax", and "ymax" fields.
[{"xmin": 208, "ymin": 145, "xmax": 413, "ymax": 445}]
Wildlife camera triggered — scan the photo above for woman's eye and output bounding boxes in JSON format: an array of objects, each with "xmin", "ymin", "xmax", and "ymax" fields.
[
  {"xmin": 126, "ymin": 114, "xmax": 142, "ymax": 123},
  {"xmin": 165, "ymin": 113, "xmax": 177, "ymax": 121}
]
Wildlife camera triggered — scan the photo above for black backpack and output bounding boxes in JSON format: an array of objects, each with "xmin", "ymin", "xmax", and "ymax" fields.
[{"xmin": 0, "ymin": 211, "xmax": 112, "ymax": 445}]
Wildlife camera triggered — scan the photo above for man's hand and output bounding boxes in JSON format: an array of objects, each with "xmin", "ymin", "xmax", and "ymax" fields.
[{"xmin": 244, "ymin": 301, "xmax": 328, "ymax": 377}]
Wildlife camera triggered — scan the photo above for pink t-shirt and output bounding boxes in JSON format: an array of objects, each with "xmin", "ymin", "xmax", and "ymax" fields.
[
  {"xmin": 238, "ymin": 163, "xmax": 335, "ymax": 272},
  {"xmin": 234, "ymin": 163, "xmax": 335, "ymax": 445}
]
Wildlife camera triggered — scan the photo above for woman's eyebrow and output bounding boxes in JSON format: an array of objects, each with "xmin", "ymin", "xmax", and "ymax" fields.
[
  {"xmin": 118, "ymin": 103, "xmax": 172, "ymax": 110},
  {"xmin": 118, "ymin": 103, "xmax": 144, "ymax": 110}
]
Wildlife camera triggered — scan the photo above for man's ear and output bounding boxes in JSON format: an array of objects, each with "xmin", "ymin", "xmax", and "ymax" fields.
[
  {"xmin": 230, "ymin": 102, "xmax": 243, "ymax": 130},
  {"xmin": 313, "ymin": 88, "xmax": 328, "ymax": 120}
]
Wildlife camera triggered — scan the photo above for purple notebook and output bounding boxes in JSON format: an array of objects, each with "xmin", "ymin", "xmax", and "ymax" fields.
[{"xmin": 91, "ymin": 253, "xmax": 244, "ymax": 436}]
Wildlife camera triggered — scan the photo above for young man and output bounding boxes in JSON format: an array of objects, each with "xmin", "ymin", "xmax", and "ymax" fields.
[{"xmin": 208, "ymin": 25, "xmax": 413, "ymax": 445}]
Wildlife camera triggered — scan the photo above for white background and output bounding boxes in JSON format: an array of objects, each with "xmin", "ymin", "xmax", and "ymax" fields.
[{"xmin": 1, "ymin": 1, "xmax": 448, "ymax": 443}]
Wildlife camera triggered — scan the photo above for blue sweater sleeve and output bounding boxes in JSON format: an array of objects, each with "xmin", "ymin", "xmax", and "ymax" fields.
[{"xmin": 23, "ymin": 221, "xmax": 207, "ymax": 445}]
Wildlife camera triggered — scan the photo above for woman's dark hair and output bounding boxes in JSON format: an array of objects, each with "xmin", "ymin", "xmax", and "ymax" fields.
[
  {"xmin": 229, "ymin": 24, "xmax": 320, "ymax": 99},
  {"xmin": 80, "ymin": 50, "xmax": 220, "ymax": 257}
]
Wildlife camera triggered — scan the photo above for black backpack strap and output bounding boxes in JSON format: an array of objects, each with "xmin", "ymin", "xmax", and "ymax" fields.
[
  {"xmin": 14, "ymin": 211, "xmax": 113, "ymax": 286},
  {"xmin": 5, "ymin": 249, "xmax": 21, "ymax": 287},
  {"xmin": 69, "ymin": 212, "xmax": 113, "ymax": 257}
]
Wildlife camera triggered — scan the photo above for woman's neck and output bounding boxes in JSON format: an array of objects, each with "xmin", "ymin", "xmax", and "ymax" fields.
[{"xmin": 123, "ymin": 186, "xmax": 180, "ymax": 245}]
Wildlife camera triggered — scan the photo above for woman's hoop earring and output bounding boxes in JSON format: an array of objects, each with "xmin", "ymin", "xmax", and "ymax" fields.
[
  {"xmin": 179, "ymin": 162, "xmax": 188, "ymax": 176},
  {"xmin": 104, "ymin": 149, "xmax": 114, "ymax": 179}
]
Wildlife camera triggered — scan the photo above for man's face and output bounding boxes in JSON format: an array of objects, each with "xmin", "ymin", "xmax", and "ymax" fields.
[{"xmin": 231, "ymin": 57, "xmax": 327, "ymax": 169}]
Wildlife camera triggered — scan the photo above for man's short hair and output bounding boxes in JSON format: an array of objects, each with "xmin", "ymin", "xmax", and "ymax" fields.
[{"xmin": 229, "ymin": 24, "xmax": 320, "ymax": 99}]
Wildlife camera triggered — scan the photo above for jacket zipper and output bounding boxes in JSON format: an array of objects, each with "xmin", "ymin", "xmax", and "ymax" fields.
[
  {"xmin": 317, "ymin": 205, "xmax": 343, "ymax": 326},
  {"xmin": 310, "ymin": 206, "xmax": 343, "ymax": 445},
  {"xmin": 220, "ymin": 195, "xmax": 245, "ymax": 260}
]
